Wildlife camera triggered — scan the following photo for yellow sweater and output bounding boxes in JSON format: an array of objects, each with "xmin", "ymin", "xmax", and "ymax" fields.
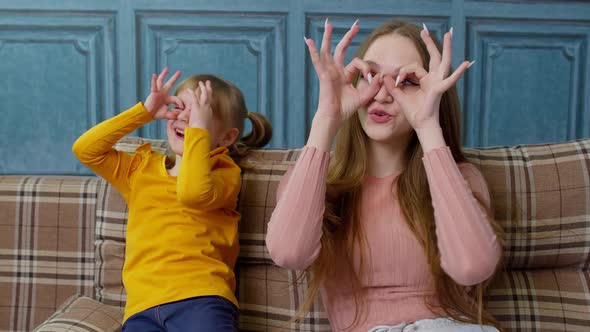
[{"xmin": 72, "ymin": 103, "xmax": 241, "ymax": 321}]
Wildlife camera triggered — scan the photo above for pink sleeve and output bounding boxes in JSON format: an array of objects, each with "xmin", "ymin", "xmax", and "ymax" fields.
[
  {"xmin": 422, "ymin": 147, "xmax": 501, "ymax": 286},
  {"xmin": 265, "ymin": 146, "xmax": 330, "ymax": 270}
]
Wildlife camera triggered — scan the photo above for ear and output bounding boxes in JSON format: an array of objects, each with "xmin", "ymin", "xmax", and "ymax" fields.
[{"xmin": 220, "ymin": 127, "xmax": 240, "ymax": 147}]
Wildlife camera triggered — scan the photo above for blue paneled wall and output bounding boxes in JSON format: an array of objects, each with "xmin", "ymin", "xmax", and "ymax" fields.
[{"xmin": 1, "ymin": 0, "xmax": 589, "ymax": 175}]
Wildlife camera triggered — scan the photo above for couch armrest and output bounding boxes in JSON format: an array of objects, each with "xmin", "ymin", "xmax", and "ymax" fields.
[{"xmin": 33, "ymin": 295, "xmax": 123, "ymax": 332}]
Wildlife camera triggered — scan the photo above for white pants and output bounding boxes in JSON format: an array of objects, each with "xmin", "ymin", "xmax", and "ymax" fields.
[{"xmin": 368, "ymin": 317, "xmax": 499, "ymax": 332}]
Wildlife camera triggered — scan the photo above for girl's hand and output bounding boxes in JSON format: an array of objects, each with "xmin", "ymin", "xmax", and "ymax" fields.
[
  {"xmin": 187, "ymin": 80, "xmax": 214, "ymax": 131},
  {"xmin": 144, "ymin": 67, "xmax": 184, "ymax": 120},
  {"xmin": 383, "ymin": 27, "xmax": 473, "ymax": 132},
  {"xmin": 305, "ymin": 19, "xmax": 381, "ymax": 128}
]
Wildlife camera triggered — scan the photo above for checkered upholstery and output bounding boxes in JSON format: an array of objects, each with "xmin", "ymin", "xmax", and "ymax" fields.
[{"xmin": 2, "ymin": 138, "xmax": 590, "ymax": 331}]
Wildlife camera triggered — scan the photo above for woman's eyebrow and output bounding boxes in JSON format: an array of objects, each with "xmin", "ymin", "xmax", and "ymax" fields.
[
  {"xmin": 365, "ymin": 60, "xmax": 401, "ymax": 77},
  {"xmin": 365, "ymin": 60, "xmax": 380, "ymax": 72}
]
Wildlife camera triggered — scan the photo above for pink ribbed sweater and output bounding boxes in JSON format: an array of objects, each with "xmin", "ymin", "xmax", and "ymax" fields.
[{"xmin": 266, "ymin": 146, "xmax": 501, "ymax": 332}]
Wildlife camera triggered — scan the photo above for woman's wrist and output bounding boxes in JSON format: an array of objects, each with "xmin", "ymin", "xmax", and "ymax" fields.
[
  {"xmin": 306, "ymin": 113, "xmax": 340, "ymax": 152},
  {"xmin": 415, "ymin": 123, "xmax": 446, "ymax": 153}
]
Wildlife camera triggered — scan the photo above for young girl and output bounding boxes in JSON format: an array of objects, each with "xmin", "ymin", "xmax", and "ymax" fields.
[
  {"xmin": 266, "ymin": 19, "xmax": 503, "ymax": 332},
  {"xmin": 73, "ymin": 69, "xmax": 271, "ymax": 331}
]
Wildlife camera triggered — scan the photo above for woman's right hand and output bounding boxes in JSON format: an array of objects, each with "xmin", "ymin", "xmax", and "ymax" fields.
[
  {"xmin": 144, "ymin": 67, "xmax": 184, "ymax": 120},
  {"xmin": 305, "ymin": 19, "xmax": 381, "ymax": 128}
]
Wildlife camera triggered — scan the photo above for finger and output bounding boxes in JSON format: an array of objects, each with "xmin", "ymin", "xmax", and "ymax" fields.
[
  {"xmin": 205, "ymin": 80, "xmax": 213, "ymax": 102},
  {"xmin": 441, "ymin": 60, "xmax": 473, "ymax": 91},
  {"xmin": 163, "ymin": 70, "xmax": 181, "ymax": 92},
  {"xmin": 198, "ymin": 81, "xmax": 208, "ymax": 105},
  {"xmin": 150, "ymin": 74, "xmax": 157, "ymax": 92},
  {"xmin": 358, "ymin": 72, "xmax": 382, "ymax": 105},
  {"xmin": 167, "ymin": 95, "xmax": 184, "ymax": 110},
  {"xmin": 334, "ymin": 19, "xmax": 359, "ymax": 66},
  {"xmin": 320, "ymin": 18, "xmax": 333, "ymax": 59},
  {"xmin": 305, "ymin": 37, "xmax": 324, "ymax": 76},
  {"xmin": 383, "ymin": 75, "xmax": 409, "ymax": 107},
  {"xmin": 420, "ymin": 29, "xmax": 441, "ymax": 71},
  {"xmin": 164, "ymin": 109, "xmax": 180, "ymax": 120},
  {"xmin": 396, "ymin": 63, "xmax": 428, "ymax": 87},
  {"xmin": 344, "ymin": 57, "xmax": 372, "ymax": 83},
  {"xmin": 440, "ymin": 31, "xmax": 452, "ymax": 78},
  {"xmin": 157, "ymin": 67, "xmax": 169, "ymax": 90}
]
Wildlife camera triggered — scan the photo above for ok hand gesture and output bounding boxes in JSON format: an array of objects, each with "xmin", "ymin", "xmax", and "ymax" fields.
[
  {"xmin": 383, "ymin": 26, "xmax": 473, "ymax": 132},
  {"xmin": 305, "ymin": 19, "xmax": 382, "ymax": 128},
  {"xmin": 144, "ymin": 67, "xmax": 184, "ymax": 120}
]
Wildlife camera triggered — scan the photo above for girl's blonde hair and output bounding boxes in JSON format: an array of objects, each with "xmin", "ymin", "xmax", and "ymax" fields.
[
  {"xmin": 297, "ymin": 19, "xmax": 504, "ymax": 330},
  {"xmin": 174, "ymin": 74, "xmax": 272, "ymax": 167}
]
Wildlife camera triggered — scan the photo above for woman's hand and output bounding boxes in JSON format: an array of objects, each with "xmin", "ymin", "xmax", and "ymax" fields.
[
  {"xmin": 144, "ymin": 67, "xmax": 184, "ymax": 120},
  {"xmin": 305, "ymin": 19, "xmax": 382, "ymax": 128},
  {"xmin": 383, "ymin": 27, "xmax": 473, "ymax": 133}
]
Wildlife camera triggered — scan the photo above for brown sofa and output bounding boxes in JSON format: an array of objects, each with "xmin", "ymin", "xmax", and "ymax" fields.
[{"xmin": 2, "ymin": 137, "xmax": 590, "ymax": 332}]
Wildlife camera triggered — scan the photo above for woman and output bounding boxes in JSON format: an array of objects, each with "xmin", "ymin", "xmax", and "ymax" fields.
[{"xmin": 266, "ymin": 18, "xmax": 503, "ymax": 332}]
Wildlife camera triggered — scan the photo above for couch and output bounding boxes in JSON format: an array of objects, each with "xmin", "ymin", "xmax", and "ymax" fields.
[{"xmin": 1, "ymin": 137, "xmax": 590, "ymax": 332}]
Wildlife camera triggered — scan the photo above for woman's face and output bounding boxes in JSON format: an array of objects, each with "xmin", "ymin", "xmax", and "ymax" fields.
[{"xmin": 357, "ymin": 33, "xmax": 423, "ymax": 146}]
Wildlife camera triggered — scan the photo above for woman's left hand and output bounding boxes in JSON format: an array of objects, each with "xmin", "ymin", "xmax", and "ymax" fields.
[{"xmin": 383, "ymin": 27, "xmax": 473, "ymax": 132}]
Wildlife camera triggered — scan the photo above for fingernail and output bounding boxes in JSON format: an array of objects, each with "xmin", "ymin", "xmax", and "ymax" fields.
[
  {"xmin": 422, "ymin": 23, "xmax": 429, "ymax": 35},
  {"xmin": 395, "ymin": 76, "xmax": 400, "ymax": 87},
  {"xmin": 367, "ymin": 72, "xmax": 373, "ymax": 84},
  {"xmin": 468, "ymin": 60, "xmax": 475, "ymax": 68},
  {"xmin": 449, "ymin": 27, "xmax": 453, "ymax": 38},
  {"xmin": 304, "ymin": 36, "xmax": 308, "ymax": 43},
  {"xmin": 352, "ymin": 19, "xmax": 359, "ymax": 29},
  {"xmin": 325, "ymin": 17, "xmax": 329, "ymax": 26}
]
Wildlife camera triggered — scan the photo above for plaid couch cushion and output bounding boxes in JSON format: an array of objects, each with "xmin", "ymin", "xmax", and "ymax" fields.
[
  {"xmin": 33, "ymin": 295, "xmax": 123, "ymax": 332},
  {"xmin": 0, "ymin": 176, "xmax": 97, "ymax": 332},
  {"xmin": 464, "ymin": 139, "xmax": 590, "ymax": 270},
  {"xmin": 485, "ymin": 269, "xmax": 590, "ymax": 331}
]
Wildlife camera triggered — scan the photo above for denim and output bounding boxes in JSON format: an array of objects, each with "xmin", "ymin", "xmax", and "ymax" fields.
[
  {"xmin": 368, "ymin": 317, "xmax": 499, "ymax": 332},
  {"xmin": 122, "ymin": 296, "xmax": 238, "ymax": 332}
]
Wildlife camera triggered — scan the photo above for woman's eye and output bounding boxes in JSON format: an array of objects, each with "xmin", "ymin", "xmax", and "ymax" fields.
[{"xmin": 401, "ymin": 79, "xmax": 418, "ymax": 86}]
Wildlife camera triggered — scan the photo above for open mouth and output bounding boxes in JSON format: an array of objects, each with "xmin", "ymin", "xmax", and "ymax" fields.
[{"xmin": 174, "ymin": 128, "xmax": 185, "ymax": 140}]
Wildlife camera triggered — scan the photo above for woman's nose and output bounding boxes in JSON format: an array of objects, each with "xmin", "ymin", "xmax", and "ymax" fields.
[{"xmin": 374, "ymin": 83, "xmax": 393, "ymax": 103}]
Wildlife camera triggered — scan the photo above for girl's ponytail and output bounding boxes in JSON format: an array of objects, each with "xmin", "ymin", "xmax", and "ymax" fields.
[{"xmin": 229, "ymin": 111, "xmax": 272, "ymax": 167}]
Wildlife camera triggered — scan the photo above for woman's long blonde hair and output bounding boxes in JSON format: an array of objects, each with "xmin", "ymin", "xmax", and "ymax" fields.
[{"xmin": 298, "ymin": 19, "xmax": 504, "ymax": 330}]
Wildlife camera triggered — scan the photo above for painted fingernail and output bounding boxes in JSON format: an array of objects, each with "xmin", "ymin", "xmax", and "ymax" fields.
[
  {"xmin": 367, "ymin": 72, "xmax": 373, "ymax": 84},
  {"xmin": 422, "ymin": 23, "xmax": 429, "ymax": 35},
  {"xmin": 468, "ymin": 60, "xmax": 476, "ymax": 68},
  {"xmin": 352, "ymin": 19, "xmax": 359, "ymax": 29},
  {"xmin": 395, "ymin": 76, "xmax": 400, "ymax": 87},
  {"xmin": 449, "ymin": 27, "xmax": 453, "ymax": 38}
]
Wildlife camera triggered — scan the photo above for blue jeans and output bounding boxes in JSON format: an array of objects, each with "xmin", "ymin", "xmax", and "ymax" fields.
[{"xmin": 122, "ymin": 296, "xmax": 238, "ymax": 332}]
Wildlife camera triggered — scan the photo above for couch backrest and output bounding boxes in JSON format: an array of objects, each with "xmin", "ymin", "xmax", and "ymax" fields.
[
  {"xmin": 4, "ymin": 137, "xmax": 590, "ymax": 331},
  {"xmin": 0, "ymin": 176, "xmax": 98, "ymax": 332}
]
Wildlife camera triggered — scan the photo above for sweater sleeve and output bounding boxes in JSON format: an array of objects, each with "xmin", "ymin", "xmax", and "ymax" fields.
[
  {"xmin": 266, "ymin": 146, "xmax": 331, "ymax": 270},
  {"xmin": 422, "ymin": 146, "xmax": 501, "ymax": 286},
  {"xmin": 176, "ymin": 127, "xmax": 241, "ymax": 211},
  {"xmin": 72, "ymin": 102, "xmax": 153, "ymax": 198}
]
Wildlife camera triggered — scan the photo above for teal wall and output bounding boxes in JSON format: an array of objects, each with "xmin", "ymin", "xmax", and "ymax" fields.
[{"xmin": 1, "ymin": 0, "xmax": 589, "ymax": 175}]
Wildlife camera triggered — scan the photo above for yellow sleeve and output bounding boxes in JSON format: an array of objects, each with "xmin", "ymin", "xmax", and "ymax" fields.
[
  {"xmin": 177, "ymin": 128, "xmax": 241, "ymax": 211},
  {"xmin": 72, "ymin": 102, "xmax": 154, "ymax": 197}
]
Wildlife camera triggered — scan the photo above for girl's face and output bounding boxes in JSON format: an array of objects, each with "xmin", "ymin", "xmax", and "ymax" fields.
[
  {"xmin": 166, "ymin": 88, "xmax": 227, "ymax": 156},
  {"xmin": 357, "ymin": 33, "xmax": 422, "ymax": 146}
]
